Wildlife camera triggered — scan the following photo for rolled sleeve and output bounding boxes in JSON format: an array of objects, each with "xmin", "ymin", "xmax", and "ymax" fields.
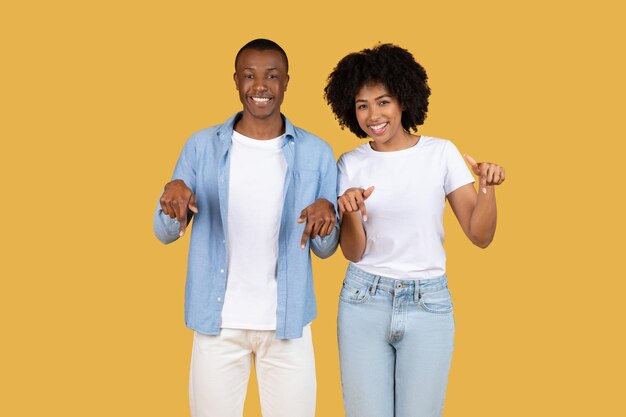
[
  {"xmin": 153, "ymin": 205, "xmax": 181, "ymax": 244},
  {"xmin": 310, "ymin": 143, "xmax": 339, "ymax": 259}
]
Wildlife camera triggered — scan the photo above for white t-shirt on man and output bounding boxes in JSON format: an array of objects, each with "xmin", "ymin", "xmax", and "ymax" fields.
[{"xmin": 220, "ymin": 131, "xmax": 287, "ymax": 329}]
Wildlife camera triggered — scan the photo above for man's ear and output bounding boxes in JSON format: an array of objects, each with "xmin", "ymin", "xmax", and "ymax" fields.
[{"xmin": 284, "ymin": 74, "xmax": 290, "ymax": 92}]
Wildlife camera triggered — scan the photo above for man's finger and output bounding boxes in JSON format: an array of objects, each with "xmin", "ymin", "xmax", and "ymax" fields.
[
  {"xmin": 297, "ymin": 209, "xmax": 307, "ymax": 224},
  {"xmin": 320, "ymin": 217, "xmax": 336, "ymax": 237},
  {"xmin": 300, "ymin": 220, "xmax": 313, "ymax": 249},
  {"xmin": 309, "ymin": 219, "xmax": 322, "ymax": 240},
  {"xmin": 188, "ymin": 194, "xmax": 198, "ymax": 214},
  {"xmin": 177, "ymin": 201, "xmax": 189, "ymax": 236},
  {"xmin": 318, "ymin": 220, "xmax": 330, "ymax": 238},
  {"xmin": 179, "ymin": 210, "xmax": 188, "ymax": 237},
  {"xmin": 169, "ymin": 200, "xmax": 180, "ymax": 219},
  {"xmin": 160, "ymin": 197, "xmax": 170, "ymax": 216}
]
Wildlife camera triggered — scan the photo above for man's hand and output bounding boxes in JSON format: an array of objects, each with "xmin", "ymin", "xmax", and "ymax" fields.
[
  {"xmin": 338, "ymin": 186, "xmax": 375, "ymax": 221},
  {"xmin": 159, "ymin": 179, "xmax": 198, "ymax": 237},
  {"xmin": 297, "ymin": 198, "xmax": 336, "ymax": 249}
]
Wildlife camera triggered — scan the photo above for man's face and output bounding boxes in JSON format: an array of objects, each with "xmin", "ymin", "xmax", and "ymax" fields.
[{"xmin": 234, "ymin": 49, "xmax": 289, "ymax": 121}]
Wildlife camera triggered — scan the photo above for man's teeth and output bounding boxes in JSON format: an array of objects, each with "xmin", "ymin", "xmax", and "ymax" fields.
[
  {"xmin": 370, "ymin": 122, "xmax": 387, "ymax": 131},
  {"xmin": 252, "ymin": 97, "xmax": 271, "ymax": 102}
]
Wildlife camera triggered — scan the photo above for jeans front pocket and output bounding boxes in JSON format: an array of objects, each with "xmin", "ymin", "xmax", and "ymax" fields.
[
  {"xmin": 418, "ymin": 287, "xmax": 453, "ymax": 314},
  {"xmin": 339, "ymin": 278, "xmax": 372, "ymax": 304}
]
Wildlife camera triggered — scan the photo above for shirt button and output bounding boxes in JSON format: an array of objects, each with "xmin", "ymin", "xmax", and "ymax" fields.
[
  {"xmin": 220, "ymin": 269, "xmax": 224, "ymax": 273},
  {"xmin": 217, "ymin": 297, "xmax": 221, "ymax": 302}
]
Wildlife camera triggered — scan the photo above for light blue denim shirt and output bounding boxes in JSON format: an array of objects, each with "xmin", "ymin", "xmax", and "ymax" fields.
[{"xmin": 154, "ymin": 113, "xmax": 339, "ymax": 339}]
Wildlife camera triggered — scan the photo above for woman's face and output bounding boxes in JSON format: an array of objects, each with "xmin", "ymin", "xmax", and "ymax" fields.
[{"xmin": 355, "ymin": 83, "xmax": 407, "ymax": 151}]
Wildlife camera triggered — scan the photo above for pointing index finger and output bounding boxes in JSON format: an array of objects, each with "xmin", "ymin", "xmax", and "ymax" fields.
[
  {"xmin": 178, "ymin": 202, "xmax": 188, "ymax": 237},
  {"xmin": 300, "ymin": 220, "xmax": 313, "ymax": 249},
  {"xmin": 464, "ymin": 154, "xmax": 478, "ymax": 168}
]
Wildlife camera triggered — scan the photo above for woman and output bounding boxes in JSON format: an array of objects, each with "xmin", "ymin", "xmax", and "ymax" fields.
[{"xmin": 324, "ymin": 44, "xmax": 505, "ymax": 417}]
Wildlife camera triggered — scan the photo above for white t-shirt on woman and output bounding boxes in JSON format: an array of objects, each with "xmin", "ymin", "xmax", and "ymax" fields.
[{"xmin": 337, "ymin": 136, "xmax": 474, "ymax": 280}]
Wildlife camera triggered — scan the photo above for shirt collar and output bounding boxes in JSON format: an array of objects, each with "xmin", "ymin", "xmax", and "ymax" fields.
[{"xmin": 216, "ymin": 112, "xmax": 296, "ymax": 143}]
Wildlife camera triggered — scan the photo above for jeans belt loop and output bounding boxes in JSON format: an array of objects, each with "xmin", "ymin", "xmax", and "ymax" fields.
[
  {"xmin": 370, "ymin": 276, "xmax": 380, "ymax": 295},
  {"xmin": 413, "ymin": 281, "xmax": 421, "ymax": 303}
]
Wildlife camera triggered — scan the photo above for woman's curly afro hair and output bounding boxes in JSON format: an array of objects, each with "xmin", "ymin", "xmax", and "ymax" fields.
[{"xmin": 324, "ymin": 43, "xmax": 431, "ymax": 138}]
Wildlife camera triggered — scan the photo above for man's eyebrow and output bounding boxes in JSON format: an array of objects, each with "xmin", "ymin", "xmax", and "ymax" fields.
[{"xmin": 241, "ymin": 67, "xmax": 279, "ymax": 71}]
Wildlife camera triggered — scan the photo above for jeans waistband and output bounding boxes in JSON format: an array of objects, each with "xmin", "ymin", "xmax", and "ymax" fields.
[{"xmin": 346, "ymin": 264, "xmax": 448, "ymax": 296}]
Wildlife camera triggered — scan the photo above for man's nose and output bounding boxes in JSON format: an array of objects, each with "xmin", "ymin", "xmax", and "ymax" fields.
[{"xmin": 253, "ymin": 77, "xmax": 267, "ymax": 91}]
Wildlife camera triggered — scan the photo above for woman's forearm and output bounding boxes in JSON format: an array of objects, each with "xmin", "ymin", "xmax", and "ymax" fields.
[
  {"xmin": 339, "ymin": 212, "xmax": 367, "ymax": 262},
  {"xmin": 469, "ymin": 186, "xmax": 497, "ymax": 248}
]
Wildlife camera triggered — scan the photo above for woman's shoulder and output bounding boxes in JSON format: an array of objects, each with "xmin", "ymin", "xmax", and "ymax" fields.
[
  {"xmin": 338, "ymin": 142, "xmax": 371, "ymax": 163},
  {"xmin": 419, "ymin": 135, "xmax": 464, "ymax": 157},
  {"xmin": 419, "ymin": 135, "xmax": 453, "ymax": 148}
]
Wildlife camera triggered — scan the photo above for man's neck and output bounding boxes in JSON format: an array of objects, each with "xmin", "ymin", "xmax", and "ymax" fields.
[{"xmin": 234, "ymin": 113, "xmax": 285, "ymax": 140}]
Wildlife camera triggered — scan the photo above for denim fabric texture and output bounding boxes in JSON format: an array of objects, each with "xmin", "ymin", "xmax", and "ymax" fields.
[
  {"xmin": 338, "ymin": 264, "xmax": 455, "ymax": 417},
  {"xmin": 154, "ymin": 112, "xmax": 339, "ymax": 339}
]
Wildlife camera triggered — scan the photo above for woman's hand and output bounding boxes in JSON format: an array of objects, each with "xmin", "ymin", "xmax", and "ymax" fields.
[
  {"xmin": 338, "ymin": 186, "xmax": 375, "ymax": 221},
  {"xmin": 464, "ymin": 154, "xmax": 505, "ymax": 194}
]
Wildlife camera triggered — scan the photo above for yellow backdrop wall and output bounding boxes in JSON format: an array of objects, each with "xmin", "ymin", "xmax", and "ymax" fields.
[{"xmin": 2, "ymin": 1, "xmax": 624, "ymax": 416}]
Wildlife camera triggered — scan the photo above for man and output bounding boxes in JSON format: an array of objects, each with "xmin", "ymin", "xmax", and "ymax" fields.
[{"xmin": 153, "ymin": 39, "xmax": 338, "ymax": 417}]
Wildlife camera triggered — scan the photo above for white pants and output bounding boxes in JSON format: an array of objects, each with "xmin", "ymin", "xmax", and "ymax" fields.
[{"xmin": 189, "ymin": 326, "xmax": 316, "ymax": 417}]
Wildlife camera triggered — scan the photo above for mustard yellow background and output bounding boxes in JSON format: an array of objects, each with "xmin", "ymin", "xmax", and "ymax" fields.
[{"xmin": 2, "ymin": 0, "xmax": 624, "ymax": 416}]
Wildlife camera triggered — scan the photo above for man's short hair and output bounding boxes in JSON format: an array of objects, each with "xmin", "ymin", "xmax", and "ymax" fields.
[{"xmin": 235, "ymin": 39, "xmax": 289, "ymax": 73}]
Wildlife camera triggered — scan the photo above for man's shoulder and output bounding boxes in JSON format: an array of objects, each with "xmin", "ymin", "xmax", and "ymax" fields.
[
  {"xmin": 184, "ymin": 115, "xmax": 237, "ymax": 147},
  {"xmin": 290, "ymin": 124, "xmax": 333, "ymax": 154},
  {"xmin": 190, "ymin": 124, "xmax": 221, "ymax": 140}
]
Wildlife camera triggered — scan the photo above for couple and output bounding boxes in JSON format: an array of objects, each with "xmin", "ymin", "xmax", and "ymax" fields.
[{"xmin": 153, "ymin": 39, "xmax": 505, "ymax": 417}]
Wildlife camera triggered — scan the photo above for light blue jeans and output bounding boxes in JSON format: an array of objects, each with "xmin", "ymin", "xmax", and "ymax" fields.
[{"xmin": 338, "ymin": 264, "xmax": 455, "ymax": 417}]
